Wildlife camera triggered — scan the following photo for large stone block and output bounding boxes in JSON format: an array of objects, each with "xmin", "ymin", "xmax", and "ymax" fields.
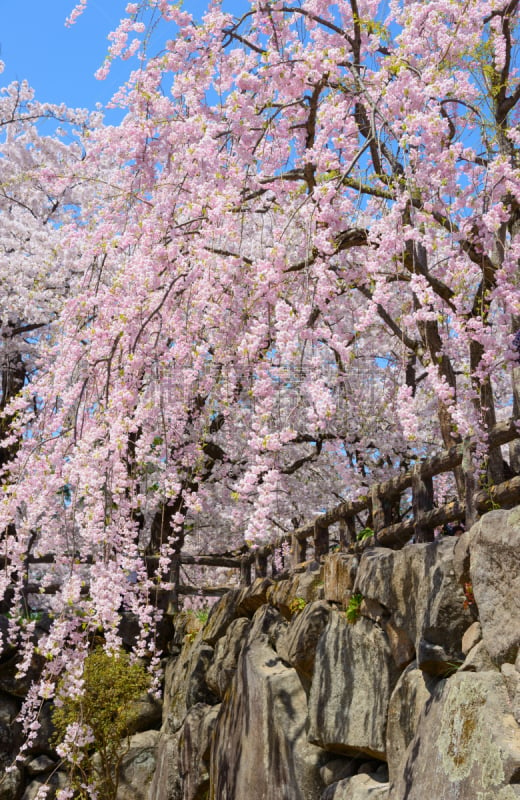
[
  {"xmin": 386, "ymin": 663, "xmax": 438, "ymax": 786},
  {"xmin": 308, "ymin": 613, "xmax": 401, "ymax": 758},
  {"xmin": 320, "ymin": 774, "xmax": 389, "ymax": 800},
  {"xmin": 277, "ymin": 601, "xmax": 331, "ymax": 681},
  {"xmin": 389, "ymin": 672, "xmax": 520, "ymax": 800},
  {"xmin": 162, "ymin": 637, "xmax": 217, "ymax": 734},
  {"xmin": 469, "ymin": 507, "xmax": 520, "ymax": 665},
  {"xmin": 206, "ymin": 617, "xmax": 250, "ymax": 700},
  {"xmin": 179, "ymin": 703, "xmax": 220, "ymax": 800},
  {"xmin": 202, "ymin": 590, "xmax": 243, "ymax": 646},
  {"xmin": 147, "ymin": 732, "xmax": 182, "ymax": 800},
  {"xmin": 210, "ymin": 635, "xmax": 326, "ymax": 800},
  {"xmin": 354, "ymin": 540, "xmax": 473, "ymax": 674},
  {"xmin": 116, "ymin": 730, "xmax": 160, "ymax": 800}
]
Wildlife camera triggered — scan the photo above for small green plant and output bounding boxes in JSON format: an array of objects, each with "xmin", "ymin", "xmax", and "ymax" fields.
[
  {"xmin": 346, "ymin": 593, "xmax": 364, "ymax": 624},
  {"xmin": 52, "ymin": 647, "xmax": 150, "ymax": 800},
  {"xmin": 195, "ymin": 608, "xmax": 209, "ymax": 625},
  {"xmin": 289, "ymin": 596, "xmax": 307, "ymax": 614},
  {"xmin": 356, "ymin": 526, "xmax": 374, "ymax": 542}
]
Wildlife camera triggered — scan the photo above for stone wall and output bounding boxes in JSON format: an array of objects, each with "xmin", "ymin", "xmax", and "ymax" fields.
[{"xmin": 1, "ymin": 507, "xmax": 520, "ymax": 799}]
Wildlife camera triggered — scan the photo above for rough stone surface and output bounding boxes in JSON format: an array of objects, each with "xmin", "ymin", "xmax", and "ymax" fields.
[
  {"xmin": 267, "ymin": 564, "xmax": 324, "ymax": 619},
  {"xmin": 210, "ymin": 635, "xmax": 326, "ymax": 800},
  {"xmin": 389, "ymin": 671, "xmax": 520, "ymax": 800},
  {"xmin": 308, "ymin": 614, "xmax": 401, "ymax": 758},
  {"xmin": 469, "ymin": 507, "xmax": 520, "ymax": 665},
  {"xmin": 147, "ymin": 732, "xmax": 182, "ymax": 800},
  {"xmin": 162, "ymin": 636, "xmax": 217, "ymax": 734},
  {"xmin": 277, "ymin": 600, "xmax": 331, "ymax": 680},
  {"xmin": 323, "ymin": 554, "xmax": 359, "ymax": 605},
  {"xmin": 382, "ymin": 618, "xmax": 415, "ymax": 669},
  {"xmin": 459, "ymin": 640, "xmax": 498, "ymax": 672},
  {"xmin": 320, "ymin": 774, "xmax": 389, "ymax": 800},
  {"xmin": 126, "ymin": 692, "xmax": 162, "ymax": 735},
  {"xmin": 25, "ymin": 755, "xmax": 56, "ymax": 776},
  {"xmin": 179, "ymin": 703, "xmax": 220, "ymax": 800},
  {"xmin": 0, "ymin": 767, "xmax": 23, "ymax": 800},
  {"xmin": 354, "ymin": 540, "xmax": 473, "ymax": 675},
  {"xmin": 236, "ymin": 578, "xmax": 273, "ymax": 615},
  {"xmin": 0, "ymin": 651, "xmax": 45, "ymax": 698},
  {"xmin": 246, "ymin": 603, "xmax": 288, "ymax": 652},
  {"xmin": 202, "ymin": 590, "xmax": 242, "ymax": 646},
  {"xmin": 320, "ymin": 757, "xmax": 359, "ymax": 786},
  {"xmin": 206, "ymin": 617, "xmax": 250, "ymax": 699},
  {"xmin": 386, "ymin": 663, "xmax": 438, "ymax": 786},
  {"xmin": 462, "ymin": 621, "xmax": 482, "ymax": 655},
  {"xmin": 116, "ymin": 730, "xmax": 160, "ymax": 800},
  {"xmin": 21, "ymin": 773, "xmax": 68, "ymax": 800}
]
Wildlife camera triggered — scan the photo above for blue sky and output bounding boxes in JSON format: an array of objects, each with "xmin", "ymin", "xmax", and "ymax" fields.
[{"xmin": 0, "ymin": 0, "xmax": 242, "ymax": 121}]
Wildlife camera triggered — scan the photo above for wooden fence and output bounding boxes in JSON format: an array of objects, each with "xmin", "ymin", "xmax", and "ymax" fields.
[{"xmin": 3, "ymin": 416, "xmax": 520, "ymax": 608}]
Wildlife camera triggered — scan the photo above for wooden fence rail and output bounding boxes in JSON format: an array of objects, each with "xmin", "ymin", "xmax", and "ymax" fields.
[{"xmin": 2, "ymin": 417, "xmax": 519, "ymax": 607}]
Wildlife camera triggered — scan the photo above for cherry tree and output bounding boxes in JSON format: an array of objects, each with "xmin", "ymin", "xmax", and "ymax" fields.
[{"xmin": 1, "ymin": 1, "xmax": 520, "ymax": 787}]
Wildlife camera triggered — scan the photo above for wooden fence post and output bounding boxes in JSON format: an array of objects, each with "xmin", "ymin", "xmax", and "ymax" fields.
[
  {"xmin": 313, "ymin": 522, "xmax": 329, "ymax": 561},
  {"xmin": 412, "ymin": 464, "xmax": 435, "ymax": 542},
  {"xmin": 291, "ymin": 534, "xmax": 307, "ymax": 568},
  {"xmin": 240, "ymin": 555, "xmax": 252, "ymax": 587},
  {"xmin": 167, "ymin": 554, "xmax": 181, "ymax": 615},
  {"xmin": 463, "ymin": 438, "xmax": 479, "ymax": 530},
  {"xmin": 255, "ymin": 548, "xmax": 268, "ymax": 579},
  {"xmin": 371, "ymin": 485, "xmax": 395, "ymax": 533}
]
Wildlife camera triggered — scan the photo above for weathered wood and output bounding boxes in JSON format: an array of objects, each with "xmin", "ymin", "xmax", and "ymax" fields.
[
  {"xmin": 254, "ymin": 549, "xmax": 268, "ymax": 578},
  {"xmin": 475, "ymin": 475, "xmax": 520, "ymax": 512},
  {"xmin": 291, "ymin": 534, "xmax": 307, "ymax": 568},
  {"xmin": 240, "ymin": 555, "xmax": 252, "ymax": 586},
  {"xmin": 412, "ymin": 464, "xmax": 435, "ymax": 542},
  {"xmin": 313, "ymin": 523, "xmax": 329, "ymax": 561},
  {"xmin": 371, "ymin": 484, "xmax": 396, "ymax": 532},
  {"xmin": 462, "ymin": 439, "xmax": 479, "ymax": 530},
  {"xmin": 167, "ymin": 555, "xmax": 181, "ymax": 614},
  {"xmin": 175, "ymin": 585, "xmax": 233, "ymax": 597}
]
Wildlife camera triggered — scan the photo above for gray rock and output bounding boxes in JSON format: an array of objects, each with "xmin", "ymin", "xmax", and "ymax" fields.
[
  {"xmin": 206, "ymin": 617, "xmax": 250, "ymax": 699},
  {"xmin": 469, "ymin": 507, "xmax": 520, "ymax": 665},
  {"xmin": 22, "ymin": 773, "xmax": 67, "ymax": 800},
  {"xmin": 126, "ymin": 692, "xmax": 162, "ymax": 735},
  {"xmin": 210, "ymin": 635, "xmax": 326, "ymax": 799},
  {"xmin": 267, "ymin": 567, "xmax": 324, "ymax": 619},
  {"xmin": 246, "ymin": 604, "xmax": 288, "ymax": 653},
  {"xmin": 320, "ymin": 757, "xmax": 359, "ymax": 786},
  {"xmin": 308, "ymin": 613, "xmax": 401, "ymax": 758},
  {"xmin": 0, "ymin": 766, "xmax": 23, "ymax": 800},
  {"xmin": 501, "ymin": 663, "xmax": 520, "ymax": 725},
  {"xmin": 202, "ymin": 590, "xmax": 242, "ymax": 646},
  {"xmin": 25, "ymin": 755, "xmax": 56, "ymax": 776},
  {"xmin": 386, "ymin": 663, "xmax": 438, "ymax": 786},
  {"xmin": 116, "ymin": 730, "xmax": 160, "ymax": 800},
  {"xmin": 148, "ymin": 732, "xmax": 182, "ymax": 800},
  {"xmin": 0, "ymin": 651, "xmax": 45, "ymax": 698},
  {"xmin": 462, "ymin": 621, "xmax": 482, "ymax": 655},
  {"xmin": 381, "ymin": 618, "xmax": 415, "ymax": 669},
  {"xmin": 179, "ymin": 703, "xmax": 220, "ymax": 800},
  {"xmin": 389, "ymin": 671, "xmax": 520, "ymax": 800},
  {"xmin": 459, "ymin": 640, "xmax": 498, "ymax": 672},
  {"xmin": 320, "ymin": 774, "xmax": 389, "ymax": 799},
  {"xmin": 162, "ymin": 637, "xmax": 217, "ymax": 734},
  {"xmin": 354, "ymin": 540, "xmax": 473, "ymax": 675},
  {"xmin": 236, "ymin": 578, "xmax": 273, "ymax": 615},
  {"xmin": 277, "ymin": 601, "xmax": 331, "ymax": 681}
]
